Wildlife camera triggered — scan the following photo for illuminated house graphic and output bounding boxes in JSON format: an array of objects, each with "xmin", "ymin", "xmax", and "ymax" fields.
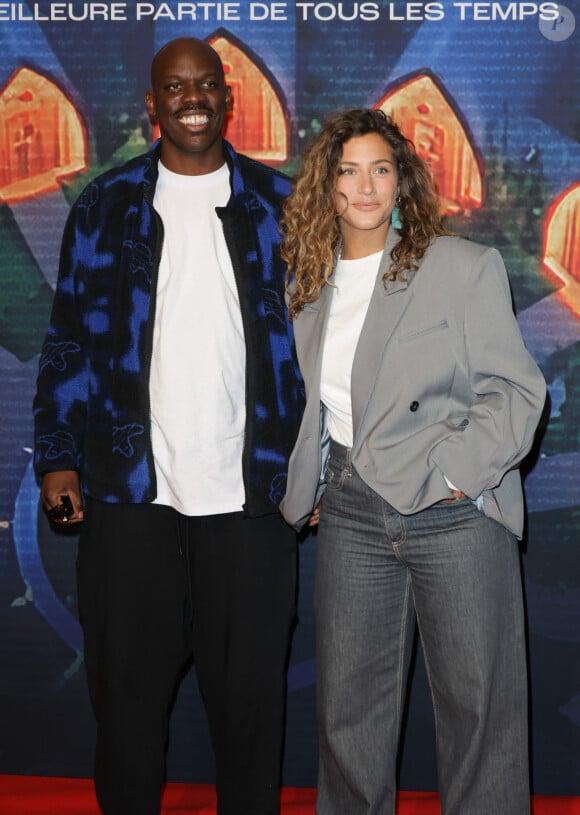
[
  {"xmin": 543, "ymin": 184, "xmax": 580, "ymax": 315},
  {"xmin": 378, "ymin": 12, "xmax": 580, "ymax": 200},
  {"xmin": 376, "ymin": 72, "xmax": 483, "ymax": 217},
  {"xmin": 210, "ymin": 33, "xmax": 289, "ymax": 164},
  {"xmin": 0, "ymin": 67, "xmax": 86, "ymax": 204}
]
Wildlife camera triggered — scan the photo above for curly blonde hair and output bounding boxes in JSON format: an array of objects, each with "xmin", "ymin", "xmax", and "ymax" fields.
[{"xmin": 281, "ymin": 109, "xmax": 451, "ymax": 318}]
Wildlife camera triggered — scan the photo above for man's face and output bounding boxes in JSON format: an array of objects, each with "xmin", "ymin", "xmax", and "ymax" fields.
[{"xmin": 146, "ymin": 38, "xmax": 231, "ymax": 175}]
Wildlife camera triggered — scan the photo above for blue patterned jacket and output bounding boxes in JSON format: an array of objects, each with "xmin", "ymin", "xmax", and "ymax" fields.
[{"xmin": 33, "ymin": 140, "xmax": 304, "ymax": 516}]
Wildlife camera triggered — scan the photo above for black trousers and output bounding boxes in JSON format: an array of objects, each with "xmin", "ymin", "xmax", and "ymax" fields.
[{"xmin": 76, "ymin": 498, "xmax": 298, "ymax": 815}]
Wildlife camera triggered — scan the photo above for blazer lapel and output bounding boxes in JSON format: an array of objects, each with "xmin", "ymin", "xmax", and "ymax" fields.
[
  {"xmin": 294, "ymin": 283, "xmax": 333, "ymax": 399},
  {"xmin": 351, "ymin": 229, "xmax": 412, "ymax": 449}
]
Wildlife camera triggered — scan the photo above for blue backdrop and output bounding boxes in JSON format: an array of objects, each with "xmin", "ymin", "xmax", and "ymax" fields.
[{"xmin": 0, "ymin": 0, "xmax": 579, "ymax": 794}]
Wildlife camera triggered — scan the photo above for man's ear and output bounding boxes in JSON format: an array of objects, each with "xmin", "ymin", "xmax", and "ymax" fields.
[
  {"xmin": 145, "ymin": 91, "xmax": 157, "ymax": 125},
  {"xmin": 225, "ymin": 85, "xmax": 233, "ymax": 112}
]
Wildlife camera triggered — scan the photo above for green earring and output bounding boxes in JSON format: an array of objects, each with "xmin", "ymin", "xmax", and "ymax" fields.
[{"xmin": 391, "ymin": 197, "xmax": 403, "ymax": 230}]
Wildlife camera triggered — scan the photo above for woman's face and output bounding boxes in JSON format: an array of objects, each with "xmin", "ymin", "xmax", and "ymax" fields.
[{"xmin": 333, "ymin": 133, "xmax": 399, "ymax": 252}]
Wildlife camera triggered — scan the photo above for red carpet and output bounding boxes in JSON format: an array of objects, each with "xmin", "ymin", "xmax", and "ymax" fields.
[{"xmin": 0, "ymin": 776, "xmax": 578, "ymax": 814}]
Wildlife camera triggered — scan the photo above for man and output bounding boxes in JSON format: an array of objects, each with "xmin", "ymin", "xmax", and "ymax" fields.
[{"xmin": 33, "ymin": 37, "xmax": 304, "ymax": 815}]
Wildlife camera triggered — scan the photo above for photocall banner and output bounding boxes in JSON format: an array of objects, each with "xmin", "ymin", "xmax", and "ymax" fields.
[{"xmin": 0, "ymin": 0, "xmax": 578, "ymax": 793}]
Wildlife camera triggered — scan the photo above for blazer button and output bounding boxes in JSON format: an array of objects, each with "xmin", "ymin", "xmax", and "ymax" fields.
[{"xmin": 409, "ymin": 401, "xmax": 419, "ymax": 412}]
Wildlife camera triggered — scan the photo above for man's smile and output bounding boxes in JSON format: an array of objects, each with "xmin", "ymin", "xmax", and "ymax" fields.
[{"xmin": 177, "ymin": 110, "xmax": 212, "ymax": 127}]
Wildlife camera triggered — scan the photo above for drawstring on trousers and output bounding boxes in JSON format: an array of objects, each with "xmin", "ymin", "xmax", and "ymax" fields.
[{"xmin": 175, "ymin": 513, "xmax": 194, "ymax": 628}]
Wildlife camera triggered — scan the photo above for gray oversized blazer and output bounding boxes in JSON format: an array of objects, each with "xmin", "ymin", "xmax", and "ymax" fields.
[{"xmin": 280, "ymin": 228, "xmax": 546, "ymax": 538}]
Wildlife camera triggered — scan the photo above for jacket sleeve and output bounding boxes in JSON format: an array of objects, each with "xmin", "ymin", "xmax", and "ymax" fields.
[
  {"xmin": 429, "ymin": 247, "xmax": 546, "ymax": 499},
  {"xmin": 33, "ymin": 200, "xmax": 91, "ymax": 476}
]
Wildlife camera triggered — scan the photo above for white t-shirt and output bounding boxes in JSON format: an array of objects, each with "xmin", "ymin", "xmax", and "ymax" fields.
[
  {"xmin": 150, "ymin": 162, "xmax": 246, "ymax": 515},
  {"xmin": 320, "ymin": 250, "xmax": 382, "ymax": 447}
]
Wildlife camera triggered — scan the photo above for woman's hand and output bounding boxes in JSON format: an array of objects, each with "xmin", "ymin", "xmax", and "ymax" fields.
[
  {"xmin": 308, "ymin": 502, "xmax": 322, "ymax": 526},
  {"xmin": 444, "ymin": 489, "xmax": 466, "ymax": 502}
]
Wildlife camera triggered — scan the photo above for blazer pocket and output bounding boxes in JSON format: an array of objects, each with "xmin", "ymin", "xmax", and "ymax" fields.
[
  {"xmin": 393, "ymin": 319, "xmax": 456, "ymax": 402},
  {"xmin": 397, "ymin": 319, "xmax": 449, "ymax": 343}
]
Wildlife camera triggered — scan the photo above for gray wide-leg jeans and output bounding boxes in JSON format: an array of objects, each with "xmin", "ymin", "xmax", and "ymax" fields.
[{"xmin": 314, "ymin": 441, "xmax": 530, "ymax": 815}]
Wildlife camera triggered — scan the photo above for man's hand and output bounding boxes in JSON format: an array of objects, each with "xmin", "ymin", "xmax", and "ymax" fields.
[{"xmin": 41, "ymin": 470, "xmax": 84, "ymax": 524}]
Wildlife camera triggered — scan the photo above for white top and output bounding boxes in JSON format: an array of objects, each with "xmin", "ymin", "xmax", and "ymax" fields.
[
  {"xmin": 150, "ymin": 162, "xmax": 246, "ymax": 516},
  {"xmin": 320, "ymin": 250, "xmax": 382, "ymax": 447}
]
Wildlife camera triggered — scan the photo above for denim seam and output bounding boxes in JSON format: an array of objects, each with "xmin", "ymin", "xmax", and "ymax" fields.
[
  {"xmin": 381, "ymin": 493, "xmax": 406, "ymax": 554},
  {"xmin": 414, "ymin": 597, "xmax": 442, "ymax": 769},
  {"xmin": 395, "ymin": 571, "xmax": 413, "ymax": 738}
]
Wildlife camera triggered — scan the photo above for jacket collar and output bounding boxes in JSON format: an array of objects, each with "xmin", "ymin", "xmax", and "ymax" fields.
[
  {"xmin": 351, "ymin": 227, "xmax": 416, "ymax": 446},
  {"xmin": 377, "ymin": 226, "xmax": 409, "ymax": 295}
]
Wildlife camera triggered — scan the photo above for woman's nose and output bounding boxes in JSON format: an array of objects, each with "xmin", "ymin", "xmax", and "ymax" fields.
[{"xmin": 358, "ymin": 173, "xmax": 374, "ymax": 195}]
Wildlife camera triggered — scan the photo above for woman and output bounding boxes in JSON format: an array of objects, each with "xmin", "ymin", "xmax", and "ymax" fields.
[{"xmin": 280, "ymin": 109, "xmax": 546, "ymax": 815}]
